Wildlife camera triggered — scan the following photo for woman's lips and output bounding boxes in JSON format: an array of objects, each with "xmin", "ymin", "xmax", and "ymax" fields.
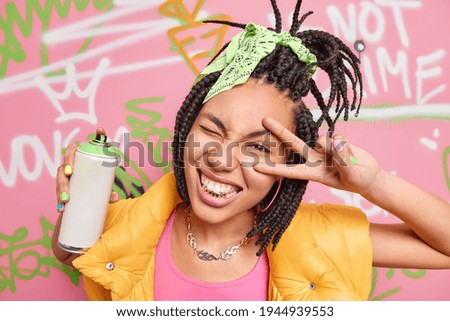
[{"xmin": 196, "ymin": 170, "xmax": 241, "ymax": 207}]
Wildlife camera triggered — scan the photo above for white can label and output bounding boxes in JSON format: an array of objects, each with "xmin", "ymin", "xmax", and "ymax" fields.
[{"xmin": 58, "ymin": 150, "xmax": 117, "ymax": 252}]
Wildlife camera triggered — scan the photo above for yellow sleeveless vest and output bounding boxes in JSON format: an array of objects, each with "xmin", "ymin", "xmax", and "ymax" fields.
[{"xmin": 73, "ymin": 173, "xmax": 372, "ymax": 300}]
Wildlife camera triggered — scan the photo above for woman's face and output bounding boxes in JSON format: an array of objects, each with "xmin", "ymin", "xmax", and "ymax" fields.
[{"xmin": 183, "ymin": 78, "xmax": 297, "ymax": 223}]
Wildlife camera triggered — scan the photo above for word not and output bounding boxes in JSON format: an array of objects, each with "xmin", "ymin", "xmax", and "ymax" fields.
[{"xmin": 327, "ymin": 1, "xmax": 446, "ymax": 104}]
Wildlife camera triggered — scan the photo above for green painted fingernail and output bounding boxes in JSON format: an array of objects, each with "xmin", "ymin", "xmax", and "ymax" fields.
[
  {"xmin": 350, "ymin": 155, "xmax": 358, "ymax": 165},
  {"xmin": 61, "ymin": 191, "xmax": 69, "ymax": 202}
]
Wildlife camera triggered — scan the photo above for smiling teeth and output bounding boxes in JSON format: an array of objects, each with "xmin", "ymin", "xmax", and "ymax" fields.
[{"xmin": 201, "ymin": 174, "xmax": 240, "ymax": 199}]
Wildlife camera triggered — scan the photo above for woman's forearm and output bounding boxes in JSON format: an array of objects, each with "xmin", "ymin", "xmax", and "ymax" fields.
[{"xmin": 362, "ymin": 169, "xmax": 450, "ymax": 256}]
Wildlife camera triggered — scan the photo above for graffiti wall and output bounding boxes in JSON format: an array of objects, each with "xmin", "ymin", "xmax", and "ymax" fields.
[{"xmin": 1, "ymin": 0, "xmax": 449, "ymax": 300}]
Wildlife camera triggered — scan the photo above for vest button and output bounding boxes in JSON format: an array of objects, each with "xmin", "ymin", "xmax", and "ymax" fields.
[
  {"xmin": 105, "ymin": 262, "xmax": 115, "ymax": 271},
  {"xmin": 309, "ymin": 282, "xmax": 316, "ymax": 290}
]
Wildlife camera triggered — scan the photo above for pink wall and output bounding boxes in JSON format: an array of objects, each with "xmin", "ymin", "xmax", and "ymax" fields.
[{"xmin": 0, "ymin": 0, "xmax": 449, "ymax": 300}]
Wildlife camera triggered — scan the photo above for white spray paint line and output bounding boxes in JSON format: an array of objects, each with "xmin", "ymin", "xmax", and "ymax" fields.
[
  {"xmin": 43, "ymin": 1, "xmax": 161, "ymax": 44},
  {"xmin": 0, "ymin": 0, "xmax": 175, "ymax": 94},
  {"xmin": 114, "ymin": 0, "xmax": 163, "ymax": 6},
  {"xmin": 311, "ymin": 104, "xmax": 450, "ymax": 121},
  {"xmin": 433, "ymin": 128, "xmax": 440, "ymax": 138},
  {"xmin": 45, "ymin": 21, "xmax": 171, "ymax": 43},
  {"xmin": 419, "ymin": 138, "xmax": 438, "ymax": 151},
  {"xmin": 419, "ymin": 127, "xmax": 441, "ymax": 151},
  {"xmin": 0, "ymin": 128, "xmax": 81, "ymax": 187},
  {"xmin": 47, "ymin": 16, "xmax": 177, "ymax": 45},
  {"xmin": 50, "ymin": 55, "xmax": 183, "ymax": 83},
  {"xmin": 0, "ymin": 20, "xmax": 175, "ymax": 95},
  {"xmin": 2, "ymin": 56, "xmax": 183, "ymax": 94}
]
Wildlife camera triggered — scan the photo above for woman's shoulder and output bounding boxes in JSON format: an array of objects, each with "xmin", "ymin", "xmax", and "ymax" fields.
[
  {"xmin": 292, "ymin": 202, "xmax": 368, "ymax": 230},
  {"xmin": 104, "ymin": 172, "xmax": 180, "ymax": 229},
  {"xmin": 273, "ymin": 202, "xmax": 370, "ymax": 249},
  {"xmin": 267, "ymin": 202, "xmax": 372, "ymax": 300}
]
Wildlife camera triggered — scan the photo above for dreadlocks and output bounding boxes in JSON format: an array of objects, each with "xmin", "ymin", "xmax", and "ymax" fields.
[{"xmin": 172, "ymin": 0, "xmax": 363, "ymax": 256}]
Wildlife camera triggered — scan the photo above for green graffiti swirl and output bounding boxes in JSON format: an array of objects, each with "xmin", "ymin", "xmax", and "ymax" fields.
[
  {"xmin": 369, "ymin": 267, "xmax": 426, "ymax": 301},
  {"xmin": 386, "ymin": 268, "xmax": 426, "ymax": 279},
  {"xmin": 109, "ymin": 97, "xmax": 174, "ymax": 199},
  {"xmin": 0, "ymin": 217, "xmax": 80, "ymax": 293},
  {"xmin": 443, "ymin": 146, "xmax": 450, "ymax": 191},
  {"xmin": 86, "ymin": 97, "xmax": 173, "ymax": 199},
  {"xmin": 0, "ymin": 0, "xmax": 113, "ymax": 79},
  {"xmin": 125, "ymin": 97, "xmax": 173, "ymax": 174}
]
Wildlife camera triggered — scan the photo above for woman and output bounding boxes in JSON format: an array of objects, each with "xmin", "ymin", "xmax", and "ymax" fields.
[{"xmin": 52, "ymin": 0, "xmax": 450, "ymax": 300}]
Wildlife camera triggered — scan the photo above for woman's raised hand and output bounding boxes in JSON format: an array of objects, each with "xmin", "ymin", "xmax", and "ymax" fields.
[
  {"xmin": 254, "ymin": 117, "xmax": 385, "ymax": 196},
  {"xmin": 56, "ymin": 127, "xmax": 120, "ymax": 213}
]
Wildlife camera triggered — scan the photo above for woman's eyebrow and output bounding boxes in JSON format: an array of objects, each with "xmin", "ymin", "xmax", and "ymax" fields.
[
  {"xmin": 244, "ymin": 128, "xmax": 270, "ymax": 139},
  {"xmin": 201, "ymin": 111, "xmax": 272, "ymax": 139},
  {"xmin": 203, "ymin": 112, "xmax": 227, "ymax": 133}
]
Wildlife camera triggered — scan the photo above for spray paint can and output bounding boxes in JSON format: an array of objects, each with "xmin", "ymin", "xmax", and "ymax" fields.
[{"xmin": 58, "ymin": 134, "xmax": 119, "ymax": 254}]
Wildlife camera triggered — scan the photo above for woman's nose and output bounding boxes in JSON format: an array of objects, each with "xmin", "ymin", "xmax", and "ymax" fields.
[{"xmin": 204, "ymin": 141, "xmax": 242, "ymax": 171}]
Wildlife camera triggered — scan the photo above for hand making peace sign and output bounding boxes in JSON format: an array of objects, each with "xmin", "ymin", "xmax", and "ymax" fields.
[{"xmin": 254, "ymin": 117, "xmax": 385, "ymax": 197}]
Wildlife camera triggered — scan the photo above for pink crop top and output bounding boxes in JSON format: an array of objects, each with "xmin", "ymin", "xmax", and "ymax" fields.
[{"xmin": 154, "ymin": 210, "xmax": 269, "ymax": 301}]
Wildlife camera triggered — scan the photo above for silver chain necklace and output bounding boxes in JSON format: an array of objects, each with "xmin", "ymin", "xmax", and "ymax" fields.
[{"xmin": 184, "ymin": 206, "xmax": 254, "ymax": 261}]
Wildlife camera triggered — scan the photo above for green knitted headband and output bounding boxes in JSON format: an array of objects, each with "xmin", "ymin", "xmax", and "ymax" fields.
[{"xmin": 197, "ymin": 23, "xmax": 317, "ymax": 103}]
